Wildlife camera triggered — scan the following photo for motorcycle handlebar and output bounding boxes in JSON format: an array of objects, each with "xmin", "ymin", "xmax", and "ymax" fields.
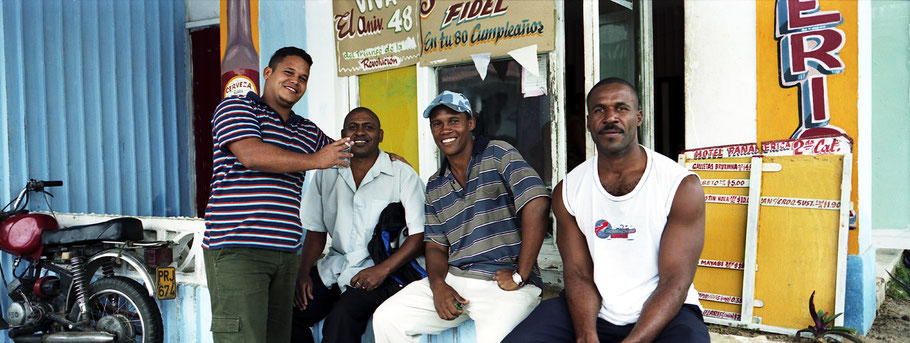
[
  {"xmin": 5, "ymin": 180, "xmax": 63, "ymax": 213},
  {"xmin": 27, "ymin": 179, "xmax": 63, "ymax": 191}
]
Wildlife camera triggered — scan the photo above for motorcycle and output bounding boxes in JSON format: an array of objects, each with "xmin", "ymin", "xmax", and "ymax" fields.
[{"xmin": 0, "ymin": 179, "xmax": 174, "ymax": 343}]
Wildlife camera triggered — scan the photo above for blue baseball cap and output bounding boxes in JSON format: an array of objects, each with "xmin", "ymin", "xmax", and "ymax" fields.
[{"xmin": 422, "ymin": 90, "xmax": 473, "ymax": 119}]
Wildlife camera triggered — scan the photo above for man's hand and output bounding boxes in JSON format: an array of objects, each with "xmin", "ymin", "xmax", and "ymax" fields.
[
  {"xmin": 387, "ymin": 152, "xmax": 411, "ymax": 166},
  {"xmin": 493, "ymin": 268, "xmax": 522, "ymax": 291},
  {"xmin": 430, "ymin": 283, "xmax": 469, "ymax": 320},
  {"xmin": 349, "ymin": 266, "xmax": 389, "ymax": 291},
  {"xmin": 312, "ymin": 137, "xmax": 353, "ymax": 169},
  {"xmin": 294, "ymin": 272, "xmax": 315, "ymax": 310}
]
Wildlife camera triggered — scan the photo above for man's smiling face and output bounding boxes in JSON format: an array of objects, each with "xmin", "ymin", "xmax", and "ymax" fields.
[
  {"xmin": 341, "ymin": 109, "xmax": 383, "ymax": 159},
  {"xmin": 262, "ymin": 55, "xmax": 309, "ymax": 111},
  {"xmin": 429, "ymin": 106, "xmax": 475, "ymax": 158}
]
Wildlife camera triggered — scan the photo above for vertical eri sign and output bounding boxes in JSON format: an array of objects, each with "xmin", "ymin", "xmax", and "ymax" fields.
[
  {"xmin": 775, "ymin": 0, "xmax": 846, "ymax": 139},
  {"xmin": 333, "ymin": 0, "xmax": 422, "ymax": 76}
]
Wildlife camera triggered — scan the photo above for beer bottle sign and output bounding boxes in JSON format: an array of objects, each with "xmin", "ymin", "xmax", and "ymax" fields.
[{"xmin": 221, "ymin": 0, "xmax": 259, "ymax": 98}]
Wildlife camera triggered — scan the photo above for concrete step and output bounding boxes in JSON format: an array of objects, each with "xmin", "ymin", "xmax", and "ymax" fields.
[{"xmin": 875, "ymin": 248, "xmax": 905, "ymax": 310}]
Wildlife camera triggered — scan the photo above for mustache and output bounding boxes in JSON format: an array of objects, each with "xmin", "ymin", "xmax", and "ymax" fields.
[{"xmin": 598, "ymin": 124, "xmax": 623, "ymax": 134}]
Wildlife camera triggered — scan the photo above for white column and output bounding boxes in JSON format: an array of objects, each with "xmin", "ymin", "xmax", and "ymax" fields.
[{"xmin": 684, "ymin": 0, "xmax": 757, "ymax": 148}]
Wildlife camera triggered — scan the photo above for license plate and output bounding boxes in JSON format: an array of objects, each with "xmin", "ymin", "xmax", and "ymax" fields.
[{"xmin": 156, "ymin": 267, "xmax": 177, "ymax": 300}]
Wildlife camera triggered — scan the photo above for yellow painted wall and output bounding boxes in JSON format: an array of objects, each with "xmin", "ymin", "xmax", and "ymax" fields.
[
  {"xmin": 358, "ymin": 66, "xmax": 420, "ymax": 171},
  {"xmin": 756, "ymin": 1, "xmax": 859, "ymax": 254},
  {"xmin": 753, "ymin": 155, "xmax": 844, "ymax": 329}
]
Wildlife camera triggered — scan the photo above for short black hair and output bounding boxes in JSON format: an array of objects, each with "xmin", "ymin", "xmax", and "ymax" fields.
[
  {"xmin": 268, "ymin": 47, "xmax": 313, "ymax": 69},
  {"xmin": 344, "ymin": 107, "xmax": 381, "ymax": 129},
  {"xmin": 586, "ymin": 77, "xmax": 640, "ymax": 107}
]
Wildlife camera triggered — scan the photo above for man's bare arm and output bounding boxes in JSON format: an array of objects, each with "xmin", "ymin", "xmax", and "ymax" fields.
[
  {"xmin": 378, "ymin": 233, "xmax": 425, "ymax": 273},
  {"xmin": 425, "ymin": 241, "xmax": 468, "ymax": 320},
  {"xmin": 494, "ymin": 196, "xmax": 550, "ymax": 290},
  {"xmin": 622, "ymin": 175, "xmax": 705, "ymax": 343},
  {"xmin": 516, "ymin": 196, "xmax": 550, "ymax": 280},
  {"xmin": 553, "ymin": 182, "xmax": 601, "ymax": 343},
  {"xmin": 294, "ymin": 231, "xmax": 327, "ymax": 310},
  {"xmin": 227, "ymin": 137, "xmax": 352, "ymax": 172}
]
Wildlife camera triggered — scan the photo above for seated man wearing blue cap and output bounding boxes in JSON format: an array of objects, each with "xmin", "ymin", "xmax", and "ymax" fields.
[{"xmin": 371, "ymin": 91, "xmax": 551, "ymax": 343}]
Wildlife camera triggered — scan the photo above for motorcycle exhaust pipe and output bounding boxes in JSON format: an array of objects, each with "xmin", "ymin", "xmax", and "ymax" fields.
[{"xmin": 12, "ymin": 332, "xmax": 115, "ymax": 343}]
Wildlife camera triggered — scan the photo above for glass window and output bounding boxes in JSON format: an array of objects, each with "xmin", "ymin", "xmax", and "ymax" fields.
[
  {"xmin": 436, "ymin": 57, "xmax": 553, "ymax": 186},
  {"xmin": 600, "ymin": 0, "xmax": 640, "ymax": 82}
]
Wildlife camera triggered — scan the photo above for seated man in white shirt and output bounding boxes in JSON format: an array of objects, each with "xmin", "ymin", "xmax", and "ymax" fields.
[{"xmin": 290, "ymin": 107, "xmax": 426, "ymax": 343}]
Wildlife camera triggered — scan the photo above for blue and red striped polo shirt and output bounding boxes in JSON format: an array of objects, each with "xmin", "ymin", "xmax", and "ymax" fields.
[{"xmin": 203, "ymin": 92, "xmax": 332, "ymax": 252}]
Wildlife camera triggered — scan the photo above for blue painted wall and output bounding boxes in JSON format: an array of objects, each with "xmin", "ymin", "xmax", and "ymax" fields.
[
  {"xmin": 1, "ymin": 1, "xmax": 192, "ymax": 341},
  {"xmin": 871, "ymin": 1, "xmax": 910, "ymax": 231},
  {"xmin": 258, "ymin": 0, "xmax": 309, "ymax": 117},
  {"xmin": 0, "ymin": 0, "xmax": 192, "ymax": 218},
  {"xmin": 844, "ymin": 250, "xmax": 876, "ymax": 335}
]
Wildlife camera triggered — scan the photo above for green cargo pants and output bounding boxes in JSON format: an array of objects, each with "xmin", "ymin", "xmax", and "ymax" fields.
[{"xmin": 204, "ymin": 247, "xmax": 299, "ymax": 343}]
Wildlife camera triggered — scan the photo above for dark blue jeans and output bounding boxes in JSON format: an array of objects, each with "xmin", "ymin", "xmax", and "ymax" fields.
[{"xmin": 503, "ymin": 292, "xmax": 709, "ymax": 343}]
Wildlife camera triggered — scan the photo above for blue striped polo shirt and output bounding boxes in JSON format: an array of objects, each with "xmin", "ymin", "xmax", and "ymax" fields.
[
  {"xmin": 424, "ymin": 136, "xmax": 550, "ymax": 286},
  {"xmin": 203, "ymin": 92, "xmax": 332, "ymax": 252}
]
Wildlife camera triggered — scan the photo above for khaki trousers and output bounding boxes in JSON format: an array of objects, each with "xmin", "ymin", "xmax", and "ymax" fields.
[{"xmin": 372, "ymin": 273, "xmax": 541, "ymax": 343}]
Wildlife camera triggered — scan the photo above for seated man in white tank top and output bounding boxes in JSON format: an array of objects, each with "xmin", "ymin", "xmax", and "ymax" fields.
[{"xmin": 504, "ymin": 77, "xmax": 709, "ymax": 343}]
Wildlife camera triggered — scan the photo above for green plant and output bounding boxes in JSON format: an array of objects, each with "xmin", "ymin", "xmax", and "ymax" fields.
[
  {"xmin": 794, "ymin": 291, "xmax": 864, "ymax": 342},
  {"xmin": 886, "ymin": 262, "xmax": 910, "ymax": 300}
]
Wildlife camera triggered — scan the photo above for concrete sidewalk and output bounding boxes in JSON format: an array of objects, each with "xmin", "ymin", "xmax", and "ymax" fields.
[{"xmin": 710, "ymin": 332, "xmax": 788, "ymax": 342}]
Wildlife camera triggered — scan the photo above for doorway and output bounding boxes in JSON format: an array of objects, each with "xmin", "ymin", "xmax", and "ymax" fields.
[
  {"xmin": 563, "ymin": 0, "xmax": 685, "ymax": 170},
  {"xmin": 189, "ymin": 25, "xmax": 221, "ymax": 217}
]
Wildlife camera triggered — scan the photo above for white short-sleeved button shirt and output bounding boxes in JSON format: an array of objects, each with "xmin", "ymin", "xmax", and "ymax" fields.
[{"xmin": 300, "ymin": 150, "xmax": 426, "ymax": 291}]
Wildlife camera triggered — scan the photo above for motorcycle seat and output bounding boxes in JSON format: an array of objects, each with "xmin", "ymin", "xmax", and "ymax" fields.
[{"xmin": 41, "ymin": 217, "xmax": 144, "ymax": 246}]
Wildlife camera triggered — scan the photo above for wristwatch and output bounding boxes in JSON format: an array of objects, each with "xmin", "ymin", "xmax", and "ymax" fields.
[{"xmin": 512, "ymin": 271, "xmax": 525, "ymax": 287}]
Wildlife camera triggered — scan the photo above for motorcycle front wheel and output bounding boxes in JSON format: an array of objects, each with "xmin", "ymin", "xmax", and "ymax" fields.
[{"xmin": 70, "ymin": 276, "xmax": 164, "ymax": 343}]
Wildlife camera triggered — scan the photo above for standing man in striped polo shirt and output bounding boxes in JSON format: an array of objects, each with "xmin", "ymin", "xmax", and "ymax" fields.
[
  {"xmin": 373, "ymin": 91, "xmax": 551, "ymax": 343},
  {"xmin": 203, "ymin": 47, "xmax": 354, "ymax": 343}
]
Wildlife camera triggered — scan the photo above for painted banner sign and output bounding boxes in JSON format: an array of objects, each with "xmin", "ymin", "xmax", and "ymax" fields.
[
  {"xmin": 705, "ymin": 194, "xmax": 750, "ymax": 205},
  {"xmin": 703, "ymin": 309, "xmax": 764, "ymax": 324},
  {"xmin": 761, "ymin": 134, "xmax": 852, "ymax": 156},
  {"xmin": 705, "ymin": 194, "xmax": 842, "ymax": 210},
  {"xmin": 683, "ymin": 143, "xmax": 760, "ymax": 160},
  {"xmin": 775, "ymin": 0, "xmax": 846, "ymax": 139},
  {"xmin": 699, "ymin": 259, "xmax": 745, "ymax": 270},
  {"xmin": 686, "ymin": 162, "xmax": 752, "ymax": 172},
  {"xmin": 760, "ymin": 196, "xmax": 841, "ymax": 210},
  {"xmin": 686, "ymin": 162, "xmax": 782, "ymax": 172},
  {"xmin": 418, "ymin": 0, "xmax": 556, "ymax": 65},
  {"xmin": 703, "ymin": 309, "xmax": 742, "ymax": 321},
  {"xmin": 701, "ymin": 179, "xmax": 750, "ymax": 188},
  {"xmin": 333, "ymin": 0, "xmax": 422, "ymax": 76},
  {"xmin": 699, "ymin": 292, "xmax": 743, "ymax": 305}
]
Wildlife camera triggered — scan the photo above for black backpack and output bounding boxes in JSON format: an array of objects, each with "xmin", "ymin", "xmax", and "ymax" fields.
[{"xmin": 367, "ymin": 202, "xmax": 427, "ymax": 286}]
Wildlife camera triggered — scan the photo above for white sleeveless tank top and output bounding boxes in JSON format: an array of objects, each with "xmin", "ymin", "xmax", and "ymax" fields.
[{"xmin": 562, "ymin": 146, "xmax": 702, "ymax": 325}]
